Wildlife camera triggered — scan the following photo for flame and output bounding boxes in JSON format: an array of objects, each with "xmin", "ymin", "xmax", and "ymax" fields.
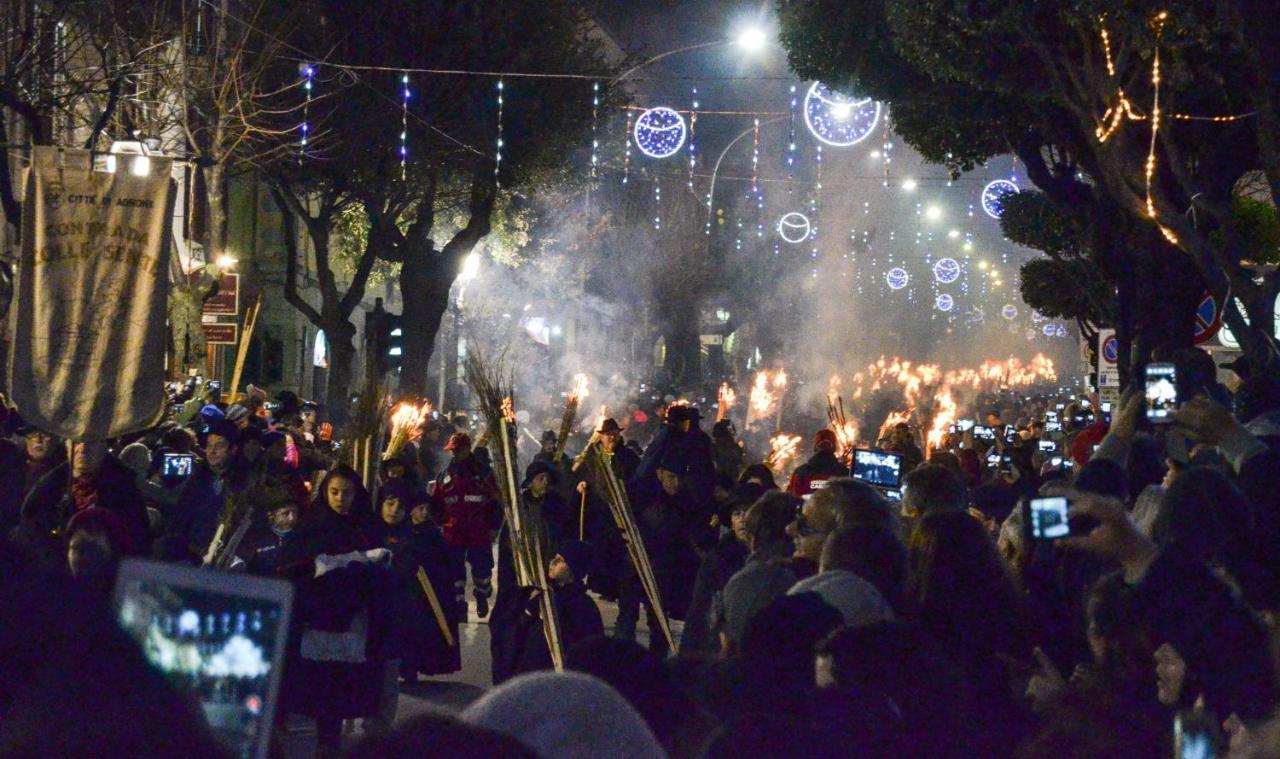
[
  {"xmin": 390, "ymin": 400, "xmax": 432, "ymax": 440},
  {"xmin": 878, "ymin": 410, "xmax": 913, "ymax": 442},
  {"xmin": 718, "ymin": 382, "xmax": 736, "ymax": 409},
  {"xmin": 569, "ymin": 373, "xmax": 590, "ymax": 403},
  {"xmin": 501, "ymin": 397, "xmax": 515, "ymax": 424},
  {"xmin": 766, "ymin": 433, "xmax": 802, "ymax": 471},
  {"xmin": 593, "ymin": 404, "xmax": 609, "ymax": 430},
  {"xmin": 749, "ymin": 368, "xmax": 788, "ymax": 418},
  {"xmin": 834, "ymin": 420, "xmax": 859, "ymax": 455},
  {"xmin": 925, "ymin": 387, "xmax": 957, "ymax": 455}
]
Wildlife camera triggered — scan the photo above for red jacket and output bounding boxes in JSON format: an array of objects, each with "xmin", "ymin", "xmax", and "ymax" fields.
[{"xmin": 430, "ymin": 459, "xmax": 501, "ymax": 548}]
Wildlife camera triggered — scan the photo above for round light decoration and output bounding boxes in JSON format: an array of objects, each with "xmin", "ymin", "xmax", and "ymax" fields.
[
  {"xmin": 1001, "ymin": 304, "xmax": 1019, "ymax": 320},
  {"xmin": 633, "ymin": 106, "xmax": 687, "ymax": 159},
  {"xmin": 777, "ymin": 212, "xmax": 812, "ymax": 244},
  {"xmin": 981, "ymin": 179, "xmax": 1019, "ymax": 219},
  {"xmin": 1042, "ymin": 324, "xmax": 1058, "ymax": 337},
  {"xmin": 1055, "ymin": 325, "xmax": 1068, "ymax": 338},
  {"xmin": 935, "ymin": 294, "xmax": 954, "ymax": 312},
  {"xmin": 803, "ymin": 82, "xmax": 881, "ymax": 147},
  {"xmin": 932, "ymin": 257, "xmax": 961, "ymax": 284},
  {"xmin": 1031, "ymin": 311, "xmax": 1045, "ymax": 323},
  {"xmin": 885, "ymin": 268, "xmax": 909, "ymax": 290}
]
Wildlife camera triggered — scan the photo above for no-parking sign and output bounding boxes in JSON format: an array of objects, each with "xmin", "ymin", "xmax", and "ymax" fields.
[
  {"xmin": 1193, "ymin": 291, "xmax": 1223, "ymax": 345},
  {"xmin": 1096, "ymin": 329, "xmax": 1120, "ymax": 401}
]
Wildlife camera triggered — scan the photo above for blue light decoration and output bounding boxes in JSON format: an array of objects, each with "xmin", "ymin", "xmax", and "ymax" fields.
[
  {"xmin": 936, "ymin": 294, "xmax": 954, "ymax": 312},
  {"xmin": 399, "ymin": 73, "xmax": 410, "ymax": 180},
  {"xmin": 687, "ymin": 88, "xmax": 699, "ymax": 190},
  {"xmin": 981, "ymin": 178, "xmax": 1018, "ymax": 219},
  {"xmin": 633, "ymin": 106, "xmax": 687, "ymax": 159},
  {"xmin": 1001, "ymin": 304, "xmax": 1019, "ymax": 320},
  {"xmin": 886, "ymin": 267, "xmax": 909, "ymax": 290},
  {"xmin": 622, "ymin": 109, "xmax": 633, "ymax": 184},
  {"xmin": 1043, "ymin": 324, "xmax": 1058, "ymax": 337},
  {"xmin": 299, "ymin": 63, "xmax": 314, "ymax": 163},
  {"xmin": 803, "ymin": 82, "xmax": 881, "ymax": 147},
  {"xmin": 778, "ymin": 212, "xmax": 811, "ymax": 244},
  {"xmin": 1055, "ymin": 325, "xmax": 1068, "ymax": 337},
  {"xmin": 495, "ymin": 79, "xmax": 504, "ymax": 188},
  {"xmin": 933, "ymin": 257, "xmax": 960, "ymax": 284}
]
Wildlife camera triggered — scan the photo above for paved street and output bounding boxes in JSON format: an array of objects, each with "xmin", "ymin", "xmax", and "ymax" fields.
[{"xmin": 281, "ymin": 590, "xmax": 662, "ymax": 757}]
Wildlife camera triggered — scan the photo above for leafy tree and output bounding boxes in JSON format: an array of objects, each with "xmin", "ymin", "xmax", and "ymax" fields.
[{"xmin": 777, "ymin": 0, "xmax": 1280, "ymax": 380}]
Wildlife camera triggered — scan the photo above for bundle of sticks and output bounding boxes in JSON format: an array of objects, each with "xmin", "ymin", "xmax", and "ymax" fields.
[
  {"xmin": 554, "ymin": 374, "xmax": 589, "ymax": 463},
  {"xmin": 826, "ymin": 392, "xmax": 858, "ymax": 463},
  {"xmin": 384, "ymin": 399, "xmax": 433, "ymax": 462},
  {"xmin": 465, "ymin": 351, "xmax": 564, "ymax": 671},
  {"xmin": 582, "ymin": 437, "xmax": 676, "ymax": 651},
  {"xmin": 765, "ymin": 433, "xmax": 802, "ymax": 472}
]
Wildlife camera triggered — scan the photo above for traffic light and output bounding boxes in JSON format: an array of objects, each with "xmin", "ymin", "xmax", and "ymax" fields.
[{"xmin": 367, "ymin": 298, "xmax": 404, "ymax": 376}]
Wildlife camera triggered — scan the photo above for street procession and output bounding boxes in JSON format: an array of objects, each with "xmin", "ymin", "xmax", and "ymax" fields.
[{"xmin": 4, "ymin": 1, "xmax": 1280, "ymax": 757}]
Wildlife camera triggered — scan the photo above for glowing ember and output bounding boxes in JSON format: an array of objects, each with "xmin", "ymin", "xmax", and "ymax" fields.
[
  {"xmin": 925, "ymin": 388, "xmax": 957, "ymax": 455},
  {"xmin": 501, "ymin": 397, "xmax": 515, "ymax": 424}
]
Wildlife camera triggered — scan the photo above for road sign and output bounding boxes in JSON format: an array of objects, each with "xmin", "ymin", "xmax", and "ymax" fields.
[
  {"xmin": 190, "ymin": 271, "xmax": 240, "ymax": 316},
  {"xmin": 1096, "ymin": 328, "xmax": 1120, "ymax": 391},
  {"xmin": 1193, "ymin": 291, "xmax": 1222, "ymax": 345},
  {"xmin": 202, "ymin": 323, "xmax": 238, "ymax": 345}
]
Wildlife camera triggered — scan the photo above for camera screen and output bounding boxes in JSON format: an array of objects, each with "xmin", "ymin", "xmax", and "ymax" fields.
[
  {"xmin": 986, "ymin": 452, "xmax": 1002, "ymax": 466},
  {"xmin": 1145, "ymin": 363, "xmax": 1178, "ymax": 422},
  {"xmin": 115, "ymin": 561, "xmax": 292, "ymax": 759},
  {"xmin": 852, "ymin": 449, "xmax": 904, "ymax": 490},
  {"xmin": 1045, "ymin": 421, "xmax": 1062, "ymax": 432},
  {"xmin": 883, "ymin": 488, "xmax": 902, "ymax": 502},
  {"xmin": 1029, "ymin": 496, "xmax": 1071, "ymax": 540},
  {"xmin": 957, "ymin": 419, "xmax": 975, "ymax": 432},
  {"xmin": 973, "ymin": 425, "xmax": 995, "ymax": 440},
  {"xmin": 1038, "ymin": 440, "xmax": 1057, "ymax": 452},
  {"xmin": 163, "ymin": 453, "xmax": 195, "ymax": 479}
]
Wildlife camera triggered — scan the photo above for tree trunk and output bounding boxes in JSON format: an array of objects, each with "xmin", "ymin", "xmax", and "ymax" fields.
[
  {"xmin": 323, "ymin": 318, "xmax": 357, "ymax": 423},
  {"xmin": 398, "ymin": 252, "xmax": 454, "ymax": 400},
  {"xmin": 659, "ymin": 291, "xmax": 701, "ymax": 388},
  {"xmin": 203, "ymin": 163, "xmax": 225, "ymax": 261}
]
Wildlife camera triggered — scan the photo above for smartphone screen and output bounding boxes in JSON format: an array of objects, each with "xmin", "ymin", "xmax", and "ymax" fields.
[
  {"xmin": 1028, "ymin": 496, "xmax": 1071, "ymax": 541},
  {"xmin": 852, "ymin": 449, "xmax": 904, "ymax": 490},
  {"xmin": 986, "ymin": 452, "xmax": 1002, "ymax": 467},
  {"xmin": 1174, "ymin": 710, "xmax": 1220, "ymax": 759},
  {"xmin": 973, "ymin": 425, "xmax": 994, "ymax": 441},
  {"xmin": 162, "ymin": 453, "xmax": 195, "ymax": 480},
  {"xmin": 957, "ymin": 419, "xmax": 975, "ymax": 432},
  {"xmin": 1038, "ymin": 439, "xmax": 1056, "ymax": 452},
  {"xmin": 1145, "ymin": 363, "xmax": 1178, "ymax": 423}
]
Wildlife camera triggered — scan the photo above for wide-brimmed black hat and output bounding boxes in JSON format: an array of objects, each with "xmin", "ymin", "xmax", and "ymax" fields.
[
  {"xmin": 597, "ymin": 418, "xmax": 625, "ymax": 435},
  {"xmin": 522, "ymin": 460, "xmax": 560, "ymax": 489}
]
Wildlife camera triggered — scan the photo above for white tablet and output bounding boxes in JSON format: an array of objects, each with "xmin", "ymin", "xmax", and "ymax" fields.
[{"xmin": 114, "ymin": 558, "xmax": 294, "ymax": 759}]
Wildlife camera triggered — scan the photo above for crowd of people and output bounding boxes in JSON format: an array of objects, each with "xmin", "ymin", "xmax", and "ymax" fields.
[{"xmin": 3, "ymin": 347, "xmax": 1280, "ymax": 758}]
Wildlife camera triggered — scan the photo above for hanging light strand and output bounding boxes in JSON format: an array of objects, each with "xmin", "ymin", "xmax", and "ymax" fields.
[
  {"xmin": 590, "ymin": 82, "xmax": 600, "ymax": 184},
  {"xmin": 495, "ymin": 79, "xmax": 505, "ymax": 189},
  {"xmin": 400, "ymin": 72, "xmax": 410, "ymax": 180},
  {"xmin": 622, "ymin": 109, "xmax": 633, "ymax": 185},
  {"xmin": 299, "ymin": 63, "xmax": 314, "ymax": 163},
  {"xmin": 688, "ymin": 87, "xmax": 699, "ymax": 191}
]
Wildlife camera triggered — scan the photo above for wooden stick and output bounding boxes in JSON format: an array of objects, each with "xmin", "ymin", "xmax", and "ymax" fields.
[
  {"xmin": 416, "ymin": 566, "xmax": 455, "ymax": 647},
  {"xmin": 579, "ymin": 489, "xmax": 587, "ymax": 541},
  {"xmin": 228, "ymin": 294, "xmax": 261, "ymax": 402}
]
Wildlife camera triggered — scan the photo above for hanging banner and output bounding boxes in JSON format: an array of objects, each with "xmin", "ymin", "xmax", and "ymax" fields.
[{"xmin": 9, "ymin": 146, "xmax": 175, "ymax": 440}]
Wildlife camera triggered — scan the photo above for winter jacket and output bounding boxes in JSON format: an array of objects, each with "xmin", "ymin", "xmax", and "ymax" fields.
[
  {"xmin": 430, "ymin": 457, "xmax": 500, "ymax": 548},
  {"xmin": 369, "ymin": 519, "xmax": 461, "ymax": 676},
  {"xmin": 20, "ymin": 457, "xmax": 150, "ymax": 555},
  {"xmin": 681, "ymin": 530, "xmax": 749, "ymax": 654},
  {"xmin": 786, "ymin": 450, "xmax": 850, "ymax": 497}
]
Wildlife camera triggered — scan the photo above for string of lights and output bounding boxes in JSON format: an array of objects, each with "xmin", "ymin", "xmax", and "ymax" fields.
[
  {"xmin": 299, "ymin": 64, "xmax": 314, "ymax": 163},
  {"xmin": 495, "ymin": 79, "xmax": 504, "ymax": 189},
  {"xmin": 400, "ymin": 72, "xmax": 410, "ymax": 180}
]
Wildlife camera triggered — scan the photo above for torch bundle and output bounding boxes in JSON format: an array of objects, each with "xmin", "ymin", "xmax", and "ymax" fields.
[
  {"xmin": 465, "ymin": 352, "xmax": 564, "ymax": 671},
  {"xmin": 825, "ymin": 381, "xmax": 858, "ymax": 463},
  {"xmin": 716, "ymin": 383, "xmax": 736, "ymax": 423},
  {"xmin": 384, "ymin": 399, "xmax": 433, "ymax": 462},
  {"xmin": 583, "ymin": 440, "xmax": 675, "ymax": 652},
  {"xmin": 766, "ymin": 433, "xmax": 803, "ymax": 472},
  {"xmin": 555, "ymin": 374, "xmax": 589, "ymax": 462}
]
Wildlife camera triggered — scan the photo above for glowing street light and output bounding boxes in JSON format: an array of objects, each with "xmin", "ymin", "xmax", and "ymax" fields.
[
  {"xmin": 216, "ymin": 254, "xmax": 238, "ymax": 269},
  {"xmin": 902, "ymin": 178, "xmax": 918, "ymax": 192},
  {"xmin": 735, "ymin": 26, "xmax": 769, "ymax": 53},
  {"xmin": 925, "ymin": 205, "xmax": 943, "ymax": 221}
]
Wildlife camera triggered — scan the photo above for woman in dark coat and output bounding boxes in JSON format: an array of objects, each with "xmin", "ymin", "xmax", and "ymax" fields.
[
  {"xmin": 288, "ymin": 465, "xmax": 392, "ymax": 756},
  {"xmin": 370, "ymin": 478, "xmax": 461, "ymax": 680}
]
